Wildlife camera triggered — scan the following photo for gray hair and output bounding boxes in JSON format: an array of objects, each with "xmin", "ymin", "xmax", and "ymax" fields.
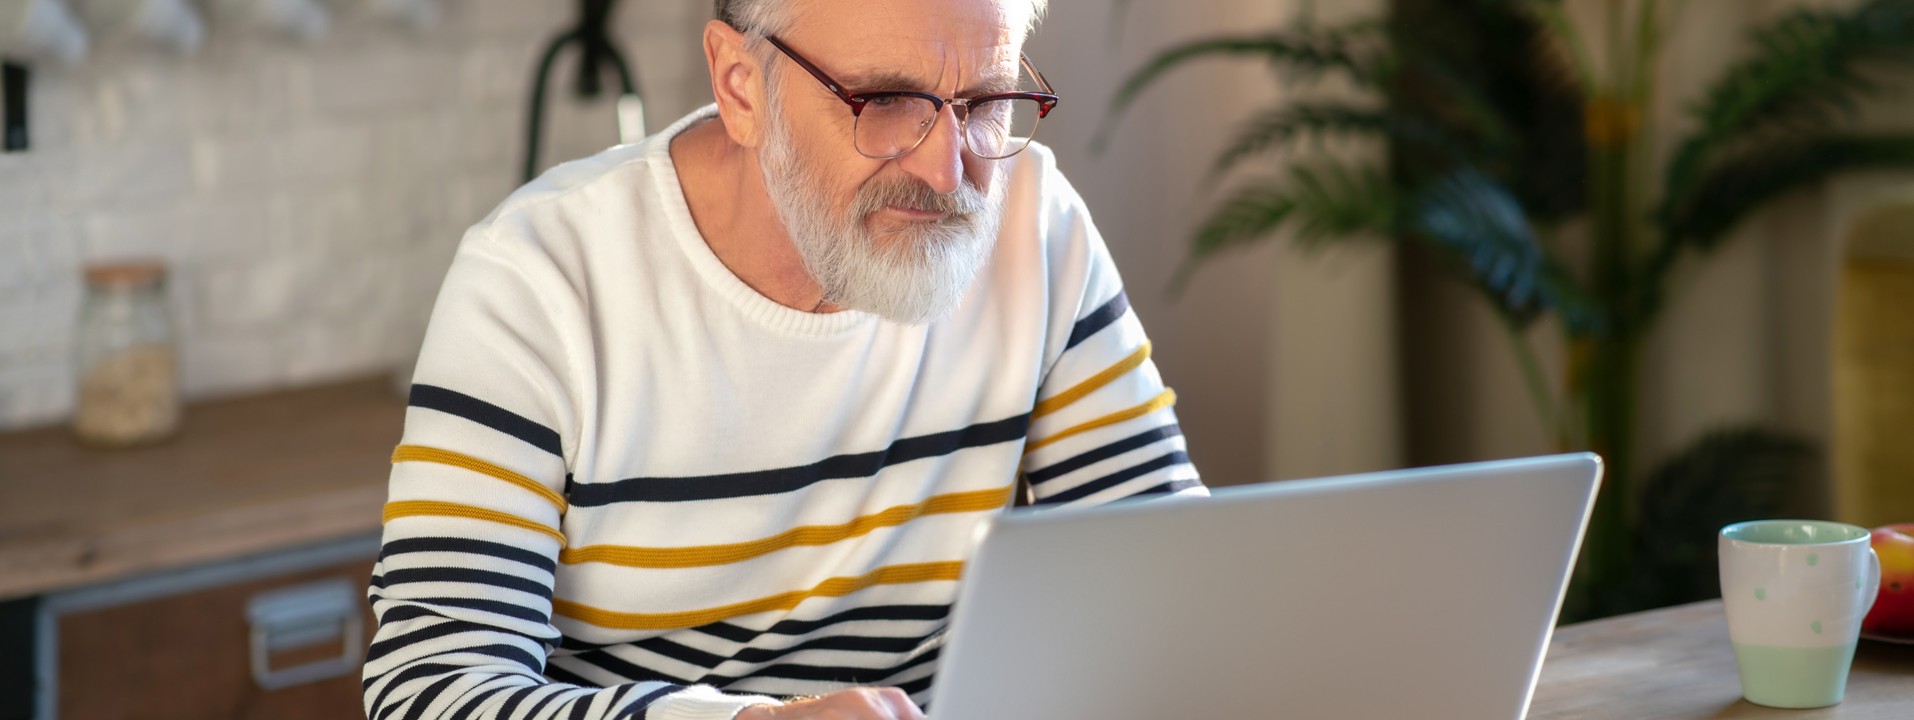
[{"xmin": 715, "ymin": 0, "xmax": 1048, "ymax": 40}]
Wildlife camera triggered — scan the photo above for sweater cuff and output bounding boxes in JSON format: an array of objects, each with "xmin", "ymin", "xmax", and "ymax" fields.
[{"xmin": 644, "ymin": 684, "xmax": 782, "ymax": 720}]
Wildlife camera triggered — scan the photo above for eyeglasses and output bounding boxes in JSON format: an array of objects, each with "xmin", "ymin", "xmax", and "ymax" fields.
[{"xmin": 764, "ymin": 35, "xmax": 1060, "ymax": 161}]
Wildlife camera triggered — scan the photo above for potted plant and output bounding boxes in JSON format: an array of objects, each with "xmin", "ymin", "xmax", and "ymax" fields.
[{"xmin": 1106, "ymin": 0, "xmax": 1914, "ymax": 618}]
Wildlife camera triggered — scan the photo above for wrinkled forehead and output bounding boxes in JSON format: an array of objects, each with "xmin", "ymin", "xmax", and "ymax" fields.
[{"xmin": 784, "ymin": 0, "xmax": 1031, "ymax": 92}]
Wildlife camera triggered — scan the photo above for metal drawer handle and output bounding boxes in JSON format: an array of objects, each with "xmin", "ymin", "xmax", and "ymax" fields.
[{"xmin": 245, "ymin": 578, "xmax": 363, "ymax": 690}]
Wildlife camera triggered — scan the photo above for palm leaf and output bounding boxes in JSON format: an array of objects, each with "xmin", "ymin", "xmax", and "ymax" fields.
[
  {"xmin": 1411, "ymin": 167, "xmax": 1550, "ymax": 322},
  {"xmin": 1386, "ymin": 2, "xmax": 1585, "ymax": 220},
  {"xmin": 1662, "ymin": 0, "xmax": 1914, "ymax": 229},
  {"xmin": 1096, "ymin": 23, "xmax": 1388, "ymax": 152},
  {"xmin": 1207, "ymin": 103, "xmax": 1461, "ymax": 183},
  {"xmin": 1173, "ymin": 161, "xmax": 1398, "ymax": 292},
  {"xmin": 1407, "ymin": 167, "xmax": 1603, "ymax": 332},
  {"xmin": 1672, "ymin": 135, "xmax": 1914, "ymax": 249},
  {"xmin": 1643, "ymin": 134, "xmax": 1914, "ymax": 322}
]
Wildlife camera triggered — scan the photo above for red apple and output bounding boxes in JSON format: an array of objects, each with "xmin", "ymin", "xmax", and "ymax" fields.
[{"xmin": 1862, "ymin": 524, "xmax": 1914, "ymax": 640}]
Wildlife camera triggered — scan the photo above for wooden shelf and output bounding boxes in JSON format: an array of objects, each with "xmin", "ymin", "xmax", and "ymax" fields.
[{"xmin": 0, "ymin": 377, "xmax": 404, "ymax": 599}]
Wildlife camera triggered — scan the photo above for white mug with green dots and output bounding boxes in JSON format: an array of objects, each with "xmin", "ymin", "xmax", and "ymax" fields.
[{"xmin": 1718, "ymin": 520, "xmax": 1881, "ymax": 709}]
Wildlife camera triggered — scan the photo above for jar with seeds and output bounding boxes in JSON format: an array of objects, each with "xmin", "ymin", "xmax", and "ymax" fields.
[{"xmin": 73, "ymin": 262, "xmax": 180, "ymax": 446}]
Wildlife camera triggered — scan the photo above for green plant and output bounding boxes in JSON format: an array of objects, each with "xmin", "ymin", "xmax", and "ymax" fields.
[{"xmin": 1105, "ymin": 0, "xmax": 1914, "ymax": 618}]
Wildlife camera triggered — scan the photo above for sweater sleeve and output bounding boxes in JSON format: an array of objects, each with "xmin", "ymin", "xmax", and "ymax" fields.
[
  {"xmin": 362, "ymin": 227, "xmax": 779, "ymax": 720},
  {"xmin": 1017, "ymin": 159, "xmax": 1207, "ymax": 507}
]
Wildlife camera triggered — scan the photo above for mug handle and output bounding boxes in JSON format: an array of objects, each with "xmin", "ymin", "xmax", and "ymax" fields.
[{"xmin": 1863, "ymin": 547, "xmax": 1882, "ymax": 615}]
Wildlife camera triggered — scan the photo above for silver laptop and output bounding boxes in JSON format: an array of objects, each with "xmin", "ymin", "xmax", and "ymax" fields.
[{"xmin": 928, "ymin": 453, "xmax": 1603, "ymax": 719}]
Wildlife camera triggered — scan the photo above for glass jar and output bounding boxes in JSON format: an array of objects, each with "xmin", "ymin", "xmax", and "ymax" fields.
[{"xmin": 73, "ymin": 261, "xmax": 181, "ymax": 446}]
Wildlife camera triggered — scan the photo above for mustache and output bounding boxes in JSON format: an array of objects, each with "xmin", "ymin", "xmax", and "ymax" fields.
[{"xmin": 852, "ymin": 174, "xmax": 989, "ymax": 220}]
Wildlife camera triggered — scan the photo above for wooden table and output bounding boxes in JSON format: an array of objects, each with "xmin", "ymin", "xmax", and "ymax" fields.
[
  {"xmin": 0, "ymin": 377, "xmax": 403, "ymax": 598},
  {"xmin": 1530, "ymin": 600, "xmax": 1914, "ymax": 718}
]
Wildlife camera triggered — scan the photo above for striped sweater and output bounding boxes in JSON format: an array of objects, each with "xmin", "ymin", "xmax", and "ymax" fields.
[{"xmin": 363, "ymin": 106, "xmax": 1206, "ymax": 720}]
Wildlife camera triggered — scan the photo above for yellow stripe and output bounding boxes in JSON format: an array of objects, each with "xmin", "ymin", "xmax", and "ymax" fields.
[
  {"xmin": 561, "ymin": 484, "xmax": 1014, "ymax": 569},
  {"xmin": 1032, "ymin": 342, "xmax": 1152, "ymax": 420},
  {"xmin": 552, "ymin": 561, "xmax": 965, "ymax": 630},
  {"xmin": 383, "ymin": 500, "xmax": 567, "ymax": 545},
  {"xmin": 391, "ymin": 444, "xmax": 568, "ymax": 514},
  {"xmin": 1024, "ymin": 389, "xmax": 1177, "ymax": 454}
]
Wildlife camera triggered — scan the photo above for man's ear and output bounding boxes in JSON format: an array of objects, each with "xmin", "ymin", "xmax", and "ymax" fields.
[{"xmin": 704, "ymin": 19, "xmax": 768, "ymax": 149}]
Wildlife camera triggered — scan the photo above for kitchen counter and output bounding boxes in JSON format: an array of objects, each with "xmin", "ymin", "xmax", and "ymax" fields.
[{"xmin": 0, "ymin": 377, "xmax": 403, "ymax": 599}]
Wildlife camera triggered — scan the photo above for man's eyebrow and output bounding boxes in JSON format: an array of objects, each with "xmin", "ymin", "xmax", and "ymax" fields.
[
  {"xmin": 840, "ymin": 66, "xmax": 1022, "ymax": 97},
  {"xmin": 840, "ymin": 69, "xmax": 928, "ymax": 94}
]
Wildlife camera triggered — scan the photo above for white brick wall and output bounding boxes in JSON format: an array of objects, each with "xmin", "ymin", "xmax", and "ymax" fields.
[{"xmin": 0, "ymin": 0, "xmax": 711, "ymax": 430}]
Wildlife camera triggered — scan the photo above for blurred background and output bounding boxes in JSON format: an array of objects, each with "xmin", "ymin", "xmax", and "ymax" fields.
[{"xmin": 2, "ymin": 0, "xmax": 1912, "ymax": 717}]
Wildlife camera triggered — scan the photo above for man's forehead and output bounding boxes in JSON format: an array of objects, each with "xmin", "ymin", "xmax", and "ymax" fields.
[
  {"xmin": 794, "ymin": 0, "xmax": 1028, "ymax": 37},
  {"xmin": 788, "ymin": 0, "xmax": 1026, "ymax": 88}
]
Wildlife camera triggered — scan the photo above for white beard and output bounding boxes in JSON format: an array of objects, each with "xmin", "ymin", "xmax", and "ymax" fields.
[{"xmin": 758, "ymin": 100, "xmax": 1007, "ymax": 325}]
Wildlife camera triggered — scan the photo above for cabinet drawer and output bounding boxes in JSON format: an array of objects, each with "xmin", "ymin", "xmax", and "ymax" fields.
[{"xmin": 40, "ymin": 537, "xmax": 379, "ymax": 720}]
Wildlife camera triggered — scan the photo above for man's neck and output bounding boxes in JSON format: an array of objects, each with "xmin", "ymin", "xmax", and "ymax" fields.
[{"xmin": 669, "ymin": 119, "xmax": 837, "ymax": 313}]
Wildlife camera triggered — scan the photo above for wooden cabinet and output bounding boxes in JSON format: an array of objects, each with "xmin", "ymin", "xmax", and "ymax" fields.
[
  {"xmin": 0, "ymin": 377, "xmax": 404, "ymax": 719},
  {"xmin": 39, "ymin": 537, "xmax": 380, "ymax": 720}
]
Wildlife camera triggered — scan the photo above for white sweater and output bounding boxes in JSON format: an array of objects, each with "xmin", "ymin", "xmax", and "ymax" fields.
[{"xmin": 363, "ymin": 106, "xmax": 1204, "ymax": 720}]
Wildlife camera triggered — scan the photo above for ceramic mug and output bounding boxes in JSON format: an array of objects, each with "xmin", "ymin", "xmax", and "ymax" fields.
[{"xmin": 1719, "ymin": 520, "xmax": 1881, "ymax": 709}]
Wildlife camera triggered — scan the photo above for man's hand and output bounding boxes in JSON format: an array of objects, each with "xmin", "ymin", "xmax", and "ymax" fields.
[{"xmin": 735, "ymin": 687, "xmax": 925, "ymax": 720}]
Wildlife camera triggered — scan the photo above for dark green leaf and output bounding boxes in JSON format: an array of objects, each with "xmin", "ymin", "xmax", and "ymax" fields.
[
  {"xmin": 1661, "ymin": 0, "xmax": 1914, "ymax": 228},
  {"xmin": 1411, "ymin": 167, "xmax": 1549, "ymax": 321},
  {"xmin": 1174, "ymin": 162, "xmax": 1398, "ymax": 292},
  {"xmin": 1096, "ymin": 24, "xmax": 1387, "ymax": 153},
  {"xmin": 1624, "ymin": 426, "xmax": 1815, "ymax": 608},
  {"xmin": 1207, "ymin": 103, "xmax": 1462, "ymax": 182},
  {"xmin": 1644, "ymin": 134, "xmax": 1914, "ymax": 323}
]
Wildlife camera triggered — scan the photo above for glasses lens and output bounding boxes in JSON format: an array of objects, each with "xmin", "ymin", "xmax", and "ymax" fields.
[
  {"xmin": 854, "ymin": 95, "xmax": 941, "ymax": 159},
  {"xmin": 965, "ymin": 97, "xmax": 1043, "ymax": 159}
]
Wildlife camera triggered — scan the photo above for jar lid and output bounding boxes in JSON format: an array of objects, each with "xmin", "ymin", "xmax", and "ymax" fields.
[{"xmin": 84, "ymin": 261, "xmax": 167, "ymax": 289}]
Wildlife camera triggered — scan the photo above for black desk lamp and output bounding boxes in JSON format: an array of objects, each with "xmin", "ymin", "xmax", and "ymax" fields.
[{"xmin": 522, "ymin": 0, "xmax": 645, "ymax": 183}]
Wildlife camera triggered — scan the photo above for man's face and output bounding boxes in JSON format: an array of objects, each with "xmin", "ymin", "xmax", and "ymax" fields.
[{"xmin": 757, "ymin": 0, "xmax": 1029, "ymax": 324}]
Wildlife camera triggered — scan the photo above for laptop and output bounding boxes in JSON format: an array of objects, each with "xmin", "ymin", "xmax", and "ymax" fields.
[{"xmin": 927, "ymin": 453, "xmax": 1603, "ymax": 719}]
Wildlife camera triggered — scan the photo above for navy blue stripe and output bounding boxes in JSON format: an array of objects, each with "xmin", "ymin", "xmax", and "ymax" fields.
[
  {"xmin": 730, "ymin": 631, "xmax": 936, "ymax": 665},
  {"xmin": 561, "ymin": 604, "xmax": 951, "ymax": 651},
  {"xmin": 1025, "ymin": 424, "xmax": 1182, "ymax": 485},
  {"xmin": 629, "ymin": 685, "xmax": 682, "ymax": 719},
  {"xmin": 604, "ymin": 684, "xmax": 635, "ymax": 714},
  {"xmin": 397, "ymin": 673, "xmax": 464, "ymax": 720},
  {"xmin": 381, "ymin": 567, "xmax": 553, "ymax": 601},
  {"xmin": 566, "ymin": 691, "xmax": 594, "ymax": 720},
  {"xmin": 632, "ymin": 636, "xmax": 727, "ymax": 669},
  {"xmin": 445, "ymin": 681, "xmax": 539, "ymax": 720},
  {"xmin": 698, "ymin": 647, "xmax": 941, "ymax": 686},
  {"xmin": 609, "ymin": 627, "xmax": 944, "ymax": 679},
  {"xmin": 410, "ymin": 596, "xmax": 551, "ymax": 625},
  {"xmin": 449, "ymin": 644, "xmax": 547, "ymax": 675},
  {"xmin": 492, "ymin": 685, "xmax": 539, "ymax": 720},
  {"xmin": 410, "ymin": 384, "xmax": 564, "ymax": 458},
  {"xmin": 747, "ymin": 604, "xmax": 949, "ymax": 637},
  {"xmin": 374, "ymin": 602, "xmax": 559, "ymax": 647},
  {"xmin": 568, "ymin": 415, "xmax": 1030, "ymax": 505},
  {"xmin": 367, "ymin": 618, "xmax": 526, "ymax": 664},
  {"xmin": 1037, "ymin": 451, "xmax": 1191, "ymax": 506},
  {"xmin": 569, "ymin": 650, "xmax": 690, "ymax": 684},
  {"xmin": 380, "ymin": 536, "xmax": 558, "ymax": 574},
  {"xmin": 368, "ymin": 663, "xmax": 464, "ymax": 720},
  {"xmin": 544, "ymin": 664, "xmax": 596, "ymax": 687},
  {"xmin": 1065, "ymin": 291, "xmax": 1130, "ymax": 350},
  {"xmin": 521, "ymin": 686, "xmax": 567, "ymax": 718},
  {"xmin": 446, "ymin": 682, "xmax": 524, "ymax": 720}
]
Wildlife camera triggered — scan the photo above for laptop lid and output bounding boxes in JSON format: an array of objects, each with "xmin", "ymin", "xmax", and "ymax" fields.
[{"xmin": 928, "ymin": 453, "xmax": 1603, "ymax": 719}]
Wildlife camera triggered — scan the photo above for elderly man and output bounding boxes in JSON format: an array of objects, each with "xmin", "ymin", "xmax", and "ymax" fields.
[{"xmin": 361, "ymin": 0, "xmax": 1202, "ymax": 717}]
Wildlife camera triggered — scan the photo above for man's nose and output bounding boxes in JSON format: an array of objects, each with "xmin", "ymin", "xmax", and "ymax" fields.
[{"xmin": 894, "ymin": 104, "xmax": 964, "ymax": 195}]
